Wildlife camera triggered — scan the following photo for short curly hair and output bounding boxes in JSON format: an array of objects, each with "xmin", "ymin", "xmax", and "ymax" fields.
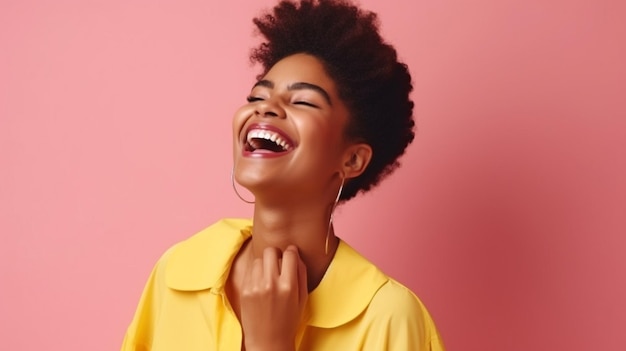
[{"xmin": 251, "ymin": 0, "xmax": 415, "ymax": 201}]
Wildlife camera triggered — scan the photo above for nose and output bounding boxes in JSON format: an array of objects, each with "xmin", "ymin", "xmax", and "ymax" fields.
[{"xmin": 255, "ymin": 98, "xmax": 285, "ymax": 119}]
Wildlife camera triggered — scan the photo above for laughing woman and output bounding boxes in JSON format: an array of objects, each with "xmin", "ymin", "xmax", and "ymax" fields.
[{"xmin": 122, "ymin": 0, "xmax": 444, "ymax": 350}]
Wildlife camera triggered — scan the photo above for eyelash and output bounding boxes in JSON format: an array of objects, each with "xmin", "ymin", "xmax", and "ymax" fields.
[
  {"xmin": 246, "ymin": 96, "xmax": 263, "ymax": 103},
  {"xmin": 294, "ymin": 101, "xmax": 318, "ymax": 108},
  {"xmin": 246, "ymin": 96, "xmax": 318, "ymax": 108}
]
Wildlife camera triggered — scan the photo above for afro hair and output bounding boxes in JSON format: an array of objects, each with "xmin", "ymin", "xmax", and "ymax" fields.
[{"xmin": 251, "ymin": 0, "xmax": 415, "ymax": 201}]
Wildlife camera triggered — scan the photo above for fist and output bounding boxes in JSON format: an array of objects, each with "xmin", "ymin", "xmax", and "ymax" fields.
[{"xmin": 240, "ymin": 245, "xmax": 308, "ymax": 351}]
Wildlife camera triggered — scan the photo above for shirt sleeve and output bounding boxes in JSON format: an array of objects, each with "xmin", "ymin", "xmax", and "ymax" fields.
[
  {"xmin": 121, "ymin": 249, "xmax": 172, "ymax": 351},
  {"xmin": 359, "ymin": 279, "xmax": 445, "ymax": 351}
]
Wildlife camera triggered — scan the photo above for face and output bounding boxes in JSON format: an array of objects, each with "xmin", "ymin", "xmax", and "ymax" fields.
[{"xmin": 232, "ymin": 53, "xmax": 352, "ymax": 203}]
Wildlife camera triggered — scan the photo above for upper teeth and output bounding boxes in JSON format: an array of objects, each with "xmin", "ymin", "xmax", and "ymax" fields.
[{"xmin": 247, "ymin": 129, "xmax": 292, "ymax": 150}]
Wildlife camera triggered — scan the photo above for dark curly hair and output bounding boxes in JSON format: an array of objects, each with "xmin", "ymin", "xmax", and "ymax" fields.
[{"xmin": 251, "ymin": 0, "xmax": 415, "ymax": 201}]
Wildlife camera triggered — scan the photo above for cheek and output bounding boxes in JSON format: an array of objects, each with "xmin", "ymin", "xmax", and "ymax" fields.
[
  {"xmin": 303, "ymin": 120, "xmax": 345, "ymax": 156},
  {"xmin": 232, "ymin": 105, "xmax": 254, "ymax": 135}
]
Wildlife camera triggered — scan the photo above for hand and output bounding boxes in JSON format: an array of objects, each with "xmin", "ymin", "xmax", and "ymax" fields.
[{"xmin": 240, "ymin": 245, "xmax": 308, "ymax": 351}]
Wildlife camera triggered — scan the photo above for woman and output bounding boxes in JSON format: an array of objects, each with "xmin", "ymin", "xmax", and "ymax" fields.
[{"xmin": 122, "ymin": 0, "xmax": 444, "ymax": 350}]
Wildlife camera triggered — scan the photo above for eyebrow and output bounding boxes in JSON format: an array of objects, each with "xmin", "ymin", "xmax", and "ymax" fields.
[{"xmin": 253, "ymin": 79, "xmax": 333, "ymax": 106}]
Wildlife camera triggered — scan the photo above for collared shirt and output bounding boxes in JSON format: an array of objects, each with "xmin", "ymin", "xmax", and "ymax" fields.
[{"xmin": 122, "ymin": 218, "xmax": 444, "ymax": 350}]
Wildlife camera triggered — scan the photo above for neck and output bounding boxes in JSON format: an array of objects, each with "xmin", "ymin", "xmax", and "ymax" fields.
[{"xmin": 246, "ymin": 199, "xmax": 340, "ymax": 291}]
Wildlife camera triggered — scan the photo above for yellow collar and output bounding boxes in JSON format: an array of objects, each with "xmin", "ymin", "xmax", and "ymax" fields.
[{"xmin": 165, "ymin": 218, "xmax": 388, "ymax": 328}]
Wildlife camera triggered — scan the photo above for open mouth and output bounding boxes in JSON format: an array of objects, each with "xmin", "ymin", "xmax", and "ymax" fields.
[{"xmin": 243, "ymin": 125, "xmax": 295, "ymax": 155}]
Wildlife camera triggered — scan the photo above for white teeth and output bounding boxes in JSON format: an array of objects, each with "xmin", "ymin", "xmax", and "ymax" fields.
[{"xmin": 246, "ymin": 129, "xmax": 292, "ymax": 150}]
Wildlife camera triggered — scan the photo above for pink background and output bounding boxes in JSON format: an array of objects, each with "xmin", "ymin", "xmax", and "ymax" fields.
[{"xmin": 2, "ymin": 0, "xmax": 625, "ymax": 350}]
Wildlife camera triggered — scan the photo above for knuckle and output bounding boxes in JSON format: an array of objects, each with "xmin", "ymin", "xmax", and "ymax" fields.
[
  {"xmin": 241, "ymin": 288, "xmax": 255, "ymax": 299},
  {"xmin": 241, "ymin": 284, "xmax": 264, "ymax": 298},
  {"xmin": 278, "ymin": 281, "xmax": 294, "ymax": 294},
  {"xmin": 263, "ymin": 247, "xmax": 276, "ymax": 255}
]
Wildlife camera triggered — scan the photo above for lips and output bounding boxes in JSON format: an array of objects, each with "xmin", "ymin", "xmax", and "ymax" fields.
[{"xmin": 242, "ymin": 123, "xmax": 296, "ymax": 157}]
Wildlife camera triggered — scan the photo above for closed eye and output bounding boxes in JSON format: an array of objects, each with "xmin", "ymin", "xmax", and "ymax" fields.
[
  {"xmin": 294, "ymin": 101, "xmax": 318, "ymax": 108},
  {"xmin": 246, "ymin": 96, "xmax": 264, "ymax": 103}
]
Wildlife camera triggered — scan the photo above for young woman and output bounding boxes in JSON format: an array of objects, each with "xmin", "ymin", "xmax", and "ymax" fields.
[{"xmin": 122, "ymin": 0, "xmax": 444, "ymax": 350}]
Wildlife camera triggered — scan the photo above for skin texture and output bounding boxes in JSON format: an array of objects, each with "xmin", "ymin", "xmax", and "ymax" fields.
[{"xmin": 228, "ymin": 53, "xmax": 372, "ymax": 351}]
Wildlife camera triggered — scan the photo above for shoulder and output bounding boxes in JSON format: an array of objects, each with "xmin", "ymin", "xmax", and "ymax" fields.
[
  {"xmin": 121, "ymin": 219, "xmax": 253, "ymax": 349},
  {"xmin": 164, "ymin": 218, "xmax": 252, "ymax": 291},
  {"xmin": 368, "ymin": 278, "xmax": 430, "ymax": 321},
  {"xmin": 361, "ymin": 278, "xmax": 446, "ymax": 350},
  {"xmin": 124, "ymin": 217, "xmax": 248, "ymax": 297}
]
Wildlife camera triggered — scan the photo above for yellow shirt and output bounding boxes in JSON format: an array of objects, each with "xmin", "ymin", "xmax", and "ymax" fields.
[{"xmin": 122, "ymin": 219, "xmax": 444, "ymax": 351}]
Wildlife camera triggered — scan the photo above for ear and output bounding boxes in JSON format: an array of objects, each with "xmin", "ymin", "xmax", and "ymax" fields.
[{"xmin": 340, "ymin": 143, "xmax": 372, "ymax": 180}]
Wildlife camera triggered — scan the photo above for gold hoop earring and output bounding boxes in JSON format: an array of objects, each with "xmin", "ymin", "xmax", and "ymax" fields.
[
  {"xmin": 231, "ymin": 167, "xmax": 255, "ymax": 204},
  {"xmin": 326, "ymin": 176, "xmax": 344, "ymax": 255}
]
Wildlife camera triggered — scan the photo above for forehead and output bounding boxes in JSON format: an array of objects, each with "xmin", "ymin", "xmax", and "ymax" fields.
[{"xmin": 263, "ymin": 53, "xmax": 338, "ymax": 92}]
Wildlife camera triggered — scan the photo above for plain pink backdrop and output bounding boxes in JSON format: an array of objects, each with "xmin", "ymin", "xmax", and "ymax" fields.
[{"xmin": 2, "ymin": 0, "xmax": 625, "ymax": 350}]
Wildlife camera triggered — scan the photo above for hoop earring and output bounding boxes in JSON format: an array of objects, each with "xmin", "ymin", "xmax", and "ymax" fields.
[
  {"xmin": 326, "ymin": 176, "xmax": 344, "ymax": 255},
  {"xmin": 231, "ymin": 167, "xmax": 255, "ymax": 204}
]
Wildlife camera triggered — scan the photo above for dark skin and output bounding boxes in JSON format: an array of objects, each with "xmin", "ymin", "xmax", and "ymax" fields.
[{"xmin": 228, "ymin": 53, "xmax": 372, "ymax": 351}]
